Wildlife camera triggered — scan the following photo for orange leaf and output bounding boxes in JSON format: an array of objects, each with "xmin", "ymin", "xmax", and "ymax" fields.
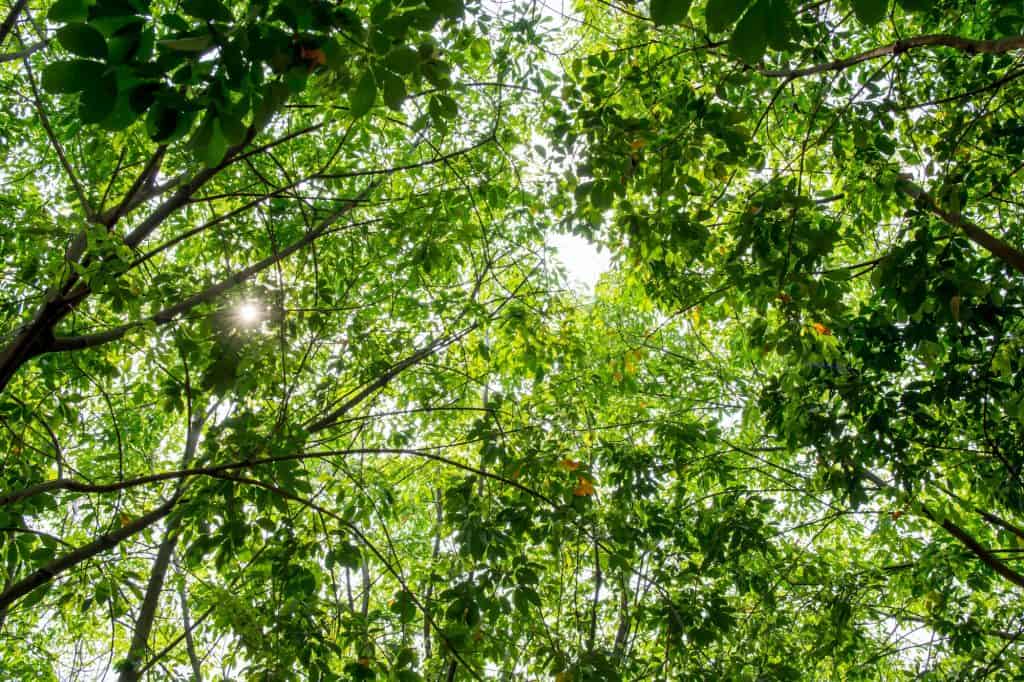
[
  {"xmin": 559, "ymin": 458, "xmax": 580, "ymax": 471},
  {"xmin": 573, "ymin": 476, "xmax": 595, "ymax": 496},
  {"xmin": 629, "ymin": 138, "xmax": 646, "ymax": 151},
  {"xmin": 300, "ymin": 46, "xmax": 327, "ymax": 66},
  {"xmin": 812, "ymin": 322, "xmax": 831, "ymax": 336}
]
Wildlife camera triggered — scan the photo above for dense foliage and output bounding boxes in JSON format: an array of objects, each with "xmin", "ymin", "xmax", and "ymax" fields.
[{"xmin": 1, "ymin": 0, "xmax": 1024, "ymax": 679}]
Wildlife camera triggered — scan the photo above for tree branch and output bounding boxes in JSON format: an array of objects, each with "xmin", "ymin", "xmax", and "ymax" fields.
[
  {"xmin": 762, "ymin": 34, "xmax": 1024, "ymax": 79},
  {"xmin": 0, "ymin": 495, "xmax": 181, "ymax": 613},
  {"xmin": 0, "ymin": 0, "xmax": 28, "ymax": 48},
  {"xmin": 897, "ymin": 176, "xmax": 1024, "ymax": 276}
]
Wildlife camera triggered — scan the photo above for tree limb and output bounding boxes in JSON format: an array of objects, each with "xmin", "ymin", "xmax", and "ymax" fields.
[
  {"xmin": 0, "ymin": 495, "xmax": 181, "ymax": 613},
  {"xmin": 897, "ymin": 176, "xmax": 1024, "ymax": 276},
  {"xmin": 762, "ymin": 34, "xmax": 1024, "ymax": 79}
]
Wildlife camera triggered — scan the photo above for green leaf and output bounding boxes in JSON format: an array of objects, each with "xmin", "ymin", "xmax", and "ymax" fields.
[
  {"xmin": 852, "ymin": 0, "xmax": 888, "ymax": 24},
  {"xmin": 181, "ymin": 0, "xmax": 233, "ymax": 22},
  {"xmin": 79, "ymin": 72, "xmax": 119, "ymax": 123},
  {"xmin": 705, "ymin": 0, "xmax": 753, "ymax": 33},
  {"xmin": 42, "ymin": 59, "xmax": 106, "ymax": 93},
  {"xmin": 219, "ymin": 113, "xmax": 247, "ymax": 146},
  {"xmin": 729, "ymin": 0, "xmax": 769, "ymax": 64},
  {"xmin": 427, "ymin": 0, "xmax": 464, "ymax": 20},
  {"xmin": 764, "ymin": 0, "xmax": 793, "ymax": 50},
  {"xmin": 350, "ymin": 71, "xmax": 377, "ymax": 118},
  {"xmin": 381, "ymin": 71, "xmax": 407, "ymax": 112},
  {"xmin": 57, "ymin": 23, "xmax": 108, "ymax": 60},
  {"xmin": 47, "ymin": 0, "xmax": 89, "ymax": 23},
  {"xmin": 896, "ymin": 0, "xmax": 929, "ymax": 10},
  {"xmin": 385, "ymin": 46, "xmax": 419, "ymax": 74},
  {"xmin": 389, "ymin": 590, "xmax": 417, "ymax": 623},
  {"xmin": 158, "ymin": 34, "xmax": 213, "ymax": 52},
  {"xmin": 429, "ymin": 93, "xmax": 458, "ymax": 120},
  {"xmin": 651, "ymin": 0, "xmax": 692, "ymax": 25}
]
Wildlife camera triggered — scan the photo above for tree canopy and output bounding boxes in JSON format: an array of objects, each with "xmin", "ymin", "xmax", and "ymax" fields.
[{"xmin": 2, "ymin": 0, "xmax": 1024, "ymax": 679}]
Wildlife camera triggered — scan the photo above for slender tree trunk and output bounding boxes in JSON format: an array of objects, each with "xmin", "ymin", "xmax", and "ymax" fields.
[
  {"xmin": 612, "ymin": 570, "xmax": 630, "ymax": 660},
  {"xmin": 173, "ymin": 555, "xmax": 203, "ymax": 682},
  {"xmin": 423, "ymin": 488, "xmax": 442, "ymax": 660},
  {"xmin": 587, "ymin": 540, "xmax": 601, "ymax": 654},
  {"xmin": 119, "ymin": 414, "xmax": 204, "ymax": 682}
]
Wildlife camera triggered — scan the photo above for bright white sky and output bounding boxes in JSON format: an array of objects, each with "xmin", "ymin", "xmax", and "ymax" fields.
[{"xmin": 549, "ymin": 231, "xmax": 611, "ymax": 292}]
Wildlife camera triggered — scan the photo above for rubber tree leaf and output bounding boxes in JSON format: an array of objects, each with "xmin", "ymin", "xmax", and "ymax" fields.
[
  {"xmin": 385, "ymin": 46, "xmax": 420, "ymax": 74},
  {"xmin": 47, "ymin": 0, "xmax": 89, "ymax": 23},
  {"xmin": 381, "ymin": 71, "xmax": 407, "ymax": 112},
  {"xmin": 158, "ymin": 35, "xmax": 213, "ymax": 52},
  {"xmin": 427, "ymin": 0, "xmax": 465, "ymax": 20},
  {"xmin": 78, "ymin": 72, "xmax": 119, "ymax": 123},
  {"xmin": 181, "ymin": 0, "xmax": 233, "ymax": 22}
]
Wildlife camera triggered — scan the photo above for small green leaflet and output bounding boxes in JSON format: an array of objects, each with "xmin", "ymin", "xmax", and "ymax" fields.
[{"xmin": 651, "ymin": 0, "xmax": 692, "ymax": 26}]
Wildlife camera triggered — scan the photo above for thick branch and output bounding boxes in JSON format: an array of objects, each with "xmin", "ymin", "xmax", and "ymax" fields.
[
  {"xmin": 306, "ymin": 327, "xmax": 475, "ymax": 433},
  {"xmin": 762, "ymin": 34, "xmax": 1024, "ymax": 79},
  {"xmin": 897, "ymin": 177, "xmax": 1024, "ymax": 276},
  {"xmin": 0, "ymin": 495, "xmax": 180, "ymax": 612}
]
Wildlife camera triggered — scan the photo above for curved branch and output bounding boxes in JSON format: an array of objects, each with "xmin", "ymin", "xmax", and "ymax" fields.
[
  {"xmin": 0, "ymin": 446, "xmax": 555, "ymax": 510},
  {"xmin": 762, "ymin": 34, "xmax": 1024, "ymax": 79}
]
